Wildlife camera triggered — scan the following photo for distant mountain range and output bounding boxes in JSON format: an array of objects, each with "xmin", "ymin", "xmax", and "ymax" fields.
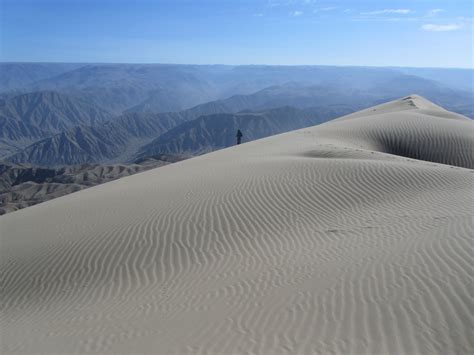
[
  {"xmin": 2, "ymin": 63, "xmax": 472, "ymax": 114},
  {"xmin": 6, "ymin": 112, "xmax": 183, "ymax": 166},
  {"xmin": 394, "ymin": 67, "xmax": 474, "ymax": 93},
  {"xmin": 135, "ymin": 106, "xmax": 347, "ymax": 158},
  {"xmin": 0, "ymin": 91, "xmax": 113, "ymax": 131},
  {"xmin": 0, "ymin": 91, "xmax": 114, "ymax": 157},
  {"xmin": 0, "ymin": 63, "xmax": 473, "ymax": 212},
  {"xmin": 0, "ymin": 62, "xmax": 83, "ymax": 92},
  {"xmin": 5, "ymin": 105, "xmax": 344, "ymax": 166},
  {"xmin": 2, "ymin": 77, "xmax": 473, "ymax": 167},
  {"xmin": 21, "ymin": 64, "xmax": 220, "ymax": 113}
]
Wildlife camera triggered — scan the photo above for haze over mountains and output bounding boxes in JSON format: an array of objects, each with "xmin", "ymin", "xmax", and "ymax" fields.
[
  {"xmin": 2, "ymin": 63, "xmax": 473, "ymax": 113},
  {"xmin": 0, "ymin": 63, "xmax": 473, "ymax": 212},
  {"xmin": 0, "ymin": 62, "xmax": 83, "ymax": 92}
]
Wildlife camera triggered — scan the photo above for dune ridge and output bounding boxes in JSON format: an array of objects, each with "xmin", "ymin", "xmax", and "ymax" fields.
[{"xmin": 1, "ymin": 95, "xmax": 473, "ymax": 354}]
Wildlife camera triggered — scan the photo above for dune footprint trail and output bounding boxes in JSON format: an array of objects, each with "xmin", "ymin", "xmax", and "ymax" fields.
[{"xmin": 1, "ymin": 95, "xmax": 473, "ymax": 354}]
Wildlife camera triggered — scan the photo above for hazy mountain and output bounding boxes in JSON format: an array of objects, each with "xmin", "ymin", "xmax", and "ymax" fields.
[
  {"xmin": 3, "ymin": 63, "xmax": 473, "ymax": 116},
  {"xmin": 7, "ymin": 112, "xmax": 183, "ymax": 166},
  {"xmin": 7, "ymin": 126, "xmax": 131, "ymax": 167},
  {"xmin": 0, "ymin": 62, "xmax": 84, "ymax": 92},
  {"xmin": 212, "ymin": 65, "xmax": 473, "ymax": 100},
  {"xmin": 125, "ymin": 88, "xmax": 188, "ymax": 113},
  {"xmin": 369, "ymin": 75, "xmax": 474, "ymax": 117},
  {"xmin": 125, "ymin": 65, "xmax": 386, "ymax": 111},
  {"xmin": 168, "ymin": 79, "xmax": 474, "ymax": 120},
  {"xmin": 184, "ymin": 83, "xmax": 378, "ymax": 115},
  {"xmin": 0, "ymin": 91, "xmax": 115, "ymax": 158},
  {"xmin": 395, "ymin": 67, "xmax": 474, "ymax": 93},
  {"xmin": 135, "ymin": 106, "xmax": 349, "ymax": 158},
  {"xmin": 25, "ymin": 64, "xmax": 220, "ymax": 112},
  {"xmin": 138, "ymin": 82, "xmax": 377, "ymax": 125},
  {"xmin": 0, "ymin": 91, "xmax": 114, "ymax": 132}
]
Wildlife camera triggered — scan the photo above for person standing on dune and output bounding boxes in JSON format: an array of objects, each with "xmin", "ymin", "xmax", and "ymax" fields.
[{"xmin": 236, "ymin": 129, "xmax": 243, "ymax": 145}]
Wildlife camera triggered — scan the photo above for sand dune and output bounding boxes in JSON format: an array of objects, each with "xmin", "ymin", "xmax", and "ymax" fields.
[{"xmin": 1, "ymin": 95, "xmax": 473, "ymax": 354}]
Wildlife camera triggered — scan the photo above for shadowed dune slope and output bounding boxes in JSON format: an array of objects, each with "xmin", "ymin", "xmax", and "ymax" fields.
[
  {"xmin": 315, "ymin": 95, "xmax": 473, "ymax": 168},
  {"xmin": 1, "ymin": 95, "xmax": 473, "ymax": 354}
]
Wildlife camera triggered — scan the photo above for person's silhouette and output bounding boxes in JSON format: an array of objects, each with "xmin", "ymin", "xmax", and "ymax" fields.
[{"xmin": 236, "ymin": 129, "xmax": 243, "ymax": 145}]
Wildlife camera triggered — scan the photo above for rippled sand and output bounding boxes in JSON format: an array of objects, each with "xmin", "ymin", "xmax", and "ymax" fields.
[{"xmin": 1, "ymin": 95, "xmax": 473, "ymax": 354}]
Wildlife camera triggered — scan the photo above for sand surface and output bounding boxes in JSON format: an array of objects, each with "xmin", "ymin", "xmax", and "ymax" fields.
[{"xmin": 1, "ymin": 95, "xmax": 473, "ymax": 354}]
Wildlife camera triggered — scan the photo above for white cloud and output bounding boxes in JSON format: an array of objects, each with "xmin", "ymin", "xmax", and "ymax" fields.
[
  {"xmin": 421, "ymin": 23, "xmax": 462, "ymax": 32},
  {"xmin": 313, "ymin": 7, "xmax": 338, "ymax": 13},
  {"xmin": 361, "ymin": 9, "xmax": 413, "ymax": 15},
  {"xmin": 427, "ymin": 9, "xmax": 444, "ymax": 17},
  {"xmin": 253, "ymin": 13, "xmax": 264, "ymax": 17},
  {"xmin": 290, "ymin": 10, "xmax": 303, "ymax": 16}
]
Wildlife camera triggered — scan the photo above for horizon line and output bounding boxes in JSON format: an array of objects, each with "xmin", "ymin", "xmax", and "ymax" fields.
[{"xmin": 1, "ymin": 61, "xmax": 473, "ymax": 70}]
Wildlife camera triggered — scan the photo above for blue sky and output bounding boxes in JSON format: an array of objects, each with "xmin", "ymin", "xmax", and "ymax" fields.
[{"xmin": 1, "ymin": 0, "xmax": 473, "ymax": 68}]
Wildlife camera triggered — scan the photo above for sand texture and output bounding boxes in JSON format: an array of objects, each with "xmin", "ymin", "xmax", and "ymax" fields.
[{"xmin": 1, "ymin": 95, "xmax": 473, "ymax": 354}]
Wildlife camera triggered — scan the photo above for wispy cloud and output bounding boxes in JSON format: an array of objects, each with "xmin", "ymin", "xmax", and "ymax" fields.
[
  {"xmin": 253, "ymin": 13, "xmax": 264, "ymax": 17},
  {"xmin": 313, "ymin": 7, "xmax": 338, "ymax": 13},
  {"xmin": 421, "ymin": 23, "xmax": 462, "ymax": 32},
  {"xmin": 290, "ymin": 10, "xmax": 303, "ymax": 16},
  {"xmin": 267, "ymin": 0, "xmax": 316, "ymax": 7},
  {"xmin": 361, "ymin": 9, "xmax": 413, "ymax": 16},
  {"xmin": 426, "ymin": 9, "xmax": 444, "ymax": 17}
]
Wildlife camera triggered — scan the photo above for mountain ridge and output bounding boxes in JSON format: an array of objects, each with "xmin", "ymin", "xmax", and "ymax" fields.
[
  {"xmin": 6, "ymin": 111, "xmax": 182, "ymax": 166},
  {"xmin": 0, "ymin": 90, "xmax": 114, "ymax": 132}
]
